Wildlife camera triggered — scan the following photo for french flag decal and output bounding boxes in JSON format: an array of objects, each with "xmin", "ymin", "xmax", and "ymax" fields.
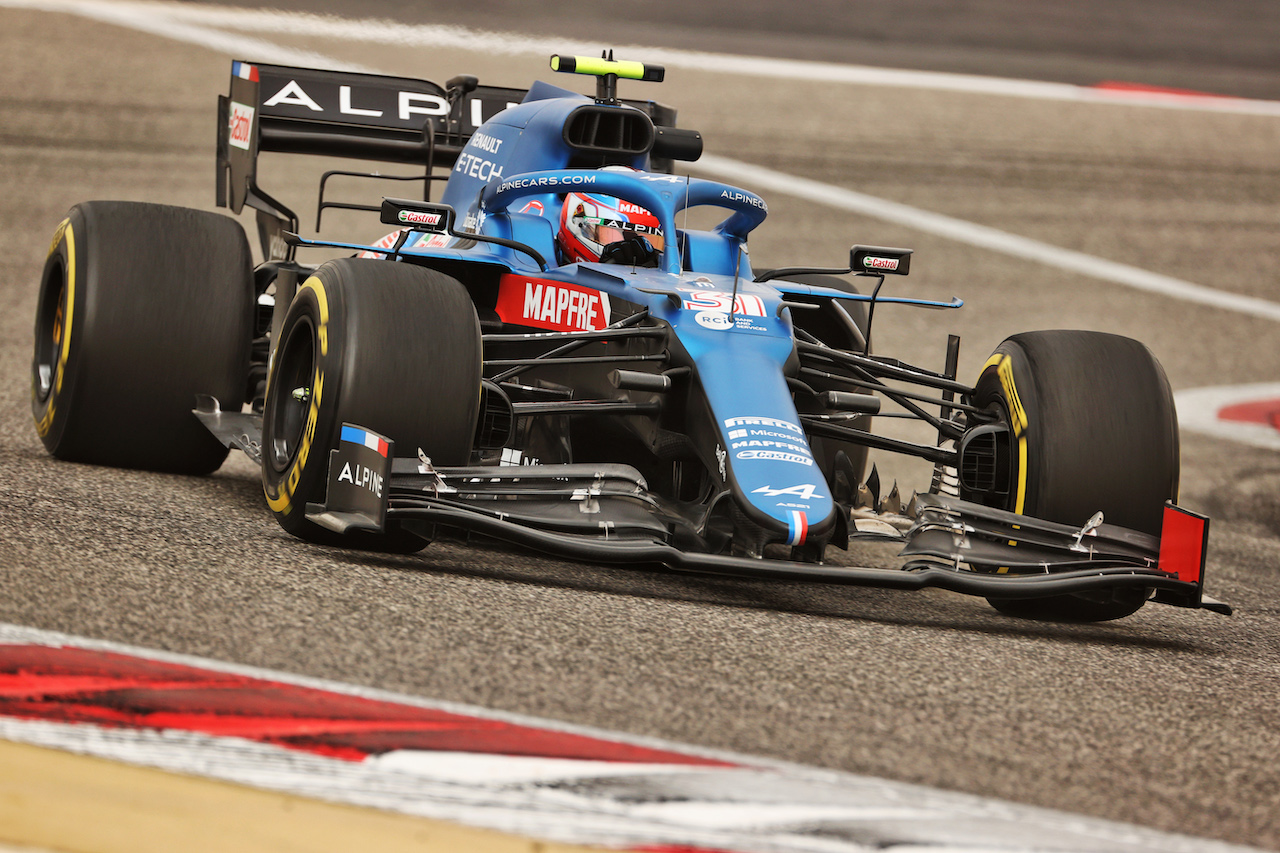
[
  {"xmin": 232, "ymin": 61, "xmax": 259, "ymax": 82},
  {"xmin": 340, "ymin": 425, "xmax": 389, "ymax": 458},
  {"xmin": 786, "ymin": 510, "xmax": 808, "ymax": 546}
]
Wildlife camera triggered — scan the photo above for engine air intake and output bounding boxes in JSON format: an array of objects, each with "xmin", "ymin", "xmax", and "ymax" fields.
[{"xmin": 563, "ymin": 106, "xmax": 655, "ymax": 155}]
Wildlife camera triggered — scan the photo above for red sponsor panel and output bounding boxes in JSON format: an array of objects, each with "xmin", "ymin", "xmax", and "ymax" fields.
[
  {"xmin": 227, "ymin": 101, "xmax": 254, "ymax": 150},
  {"xmin": 1157, "ymin": 504, "xmax": 1209, "ymax": 585},
  {"xmin": 495, "ymin": 275, "xmax": 611, "ymax": 332}
]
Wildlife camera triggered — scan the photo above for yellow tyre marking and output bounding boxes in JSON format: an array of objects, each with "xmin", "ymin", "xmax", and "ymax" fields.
[
  {"xmin": 984, "ymin": 353, "xmax": 1032, "ymax": 573},
  {"xmin": 986, "ymin": 352, "xmax": 1031, "ymax": 516},
  {"xmin": 1016, "ymin": 435, "xmax": 1028, "ymax": 515},
  {"xmin": 265, "ymin": 488, "xmax": 292, "ymax": 514},
  {"xmin": 47, "ymin": 217, "xmax": 67, "ymax": 258},
  {"xmin": 265, "ymin": 276, "xmax": 329, "ymax": 515},
  {"xmin": 57, "ymin": 222, "xmax": 75, "ymax": 394},
  {"xmin": 35, "ymin": 220, "xmax": 74, "ymax": 438},
  {"xmin": 302, "ymin": 276, "xmax": 330, "ymax": 356},
  {"xmin": 991, "ymin": 354, "xmax": 1027, "ymax": 435}
]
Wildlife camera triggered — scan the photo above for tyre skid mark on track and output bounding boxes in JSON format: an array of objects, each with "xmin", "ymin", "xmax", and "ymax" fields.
[{"xmin": 0, "ymin": 623, "xmax": 1263, "ymax": 853}]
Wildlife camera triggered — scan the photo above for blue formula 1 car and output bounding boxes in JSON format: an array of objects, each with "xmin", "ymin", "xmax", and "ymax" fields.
[{"xmin": 31, "ymin": 53, "xmax": 1228, "ymax": 621}]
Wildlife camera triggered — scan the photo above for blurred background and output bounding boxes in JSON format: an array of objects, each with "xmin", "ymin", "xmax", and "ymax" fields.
[{"xmin": 193, "ymin": 0, "xmax": 1280, "ymax": 99}]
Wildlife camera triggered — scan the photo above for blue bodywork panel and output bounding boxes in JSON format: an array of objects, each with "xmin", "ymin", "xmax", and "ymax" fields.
[{"xmin": 296, "ymin": 83, "xmax": 960, "ymax": 543}]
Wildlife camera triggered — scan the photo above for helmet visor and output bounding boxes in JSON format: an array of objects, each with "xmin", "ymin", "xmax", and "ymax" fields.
[{"xmin": 582, "ymin": 216, "xmax": 665, "ymax": 252}]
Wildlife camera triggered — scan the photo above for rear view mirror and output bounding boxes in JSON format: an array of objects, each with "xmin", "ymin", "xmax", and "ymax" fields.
[
  {"xmin": 851, "ymin": 245, "xmax": 912, "ymax": 276},
  {"xmin": 380, "ymin": 198, "xmax": 455, "ymax": 233}
]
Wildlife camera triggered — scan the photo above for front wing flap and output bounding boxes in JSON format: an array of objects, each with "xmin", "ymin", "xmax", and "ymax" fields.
[{"xmin": 902, "ymin": 493, "xmax": 1162, "ymax": 571}]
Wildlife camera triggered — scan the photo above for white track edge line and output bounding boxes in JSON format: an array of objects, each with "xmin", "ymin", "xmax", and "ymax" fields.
[
  {"xmin": 8, "ymin": 0, "xmax": 1280, "ymax": 117},
  {"xmin": 691, "ymin": 156, "xmax": 1280, "ymax": 323}
]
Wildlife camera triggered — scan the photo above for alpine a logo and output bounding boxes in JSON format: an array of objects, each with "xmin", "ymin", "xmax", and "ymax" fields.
[
  {"xmin": 397, "ymin": 210, "xmax": 442, "ymax": 226},
  {"xmin": 753, "ymin": 484, "xmax": 820, "ymax": 500},
  {"xmin": 862, "ymin": 256, "xmax": 899, "ymax": 271}
]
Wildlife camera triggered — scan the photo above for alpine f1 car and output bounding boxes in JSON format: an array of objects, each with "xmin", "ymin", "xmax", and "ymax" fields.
[{"xmin": 31, "ymin": 53, "xmax": 1229, "ymax": 621}]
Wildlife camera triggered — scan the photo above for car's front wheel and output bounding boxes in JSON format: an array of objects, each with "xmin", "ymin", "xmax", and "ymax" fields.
[
  {"xmin": 260, "ymin": 258, "xmax": 482, "ymax": 548},
  {"xmin": 965, "ymin": 330, "xmax": 1180, "ymax": 621}
]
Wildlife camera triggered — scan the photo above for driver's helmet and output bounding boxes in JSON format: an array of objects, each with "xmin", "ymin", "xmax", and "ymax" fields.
[{"xmin": 557, "ymin": 177, "xmax": 664, "ymax": 264}]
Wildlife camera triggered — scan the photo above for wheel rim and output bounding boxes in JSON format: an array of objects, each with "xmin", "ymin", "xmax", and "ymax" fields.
[
  {"xmin": 33, "ymin": 260, "xmax": 67, "ymax": 403},
  {"xmin": 266, "ymin": 317, "xmax": 316, "ymax": 472}
]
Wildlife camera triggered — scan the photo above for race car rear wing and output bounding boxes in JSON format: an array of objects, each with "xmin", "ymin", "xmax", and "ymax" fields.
[{"xmin": 215, "ymin": 60, "xmax": 677, "ymax": 231}]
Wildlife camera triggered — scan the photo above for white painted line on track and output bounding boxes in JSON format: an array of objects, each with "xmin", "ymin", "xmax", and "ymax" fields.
[
  {"xmin": 9, "ymin": 0, "xmax": 1280, "ymax": 324},
  {"xmin": 8, "ymin": 0, "xmax": 1280, "ymax": 117},
  {"xmin": 2, "ymin": 0, "xmax": 367, "ymax": 72},
  {"xmin": 691, "ymin": 155, "xmax": 1280, "ymax": 324}
]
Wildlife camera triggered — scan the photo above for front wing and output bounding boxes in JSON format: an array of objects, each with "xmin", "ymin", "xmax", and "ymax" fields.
[{"xmin": 297, "ymin": 422, "xmax": 1229, "ymax": 615}]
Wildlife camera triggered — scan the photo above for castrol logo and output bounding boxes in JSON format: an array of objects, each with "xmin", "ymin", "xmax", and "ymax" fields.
[
  {"xmin": 397, "ymin": 210, "xmax": 442, "ymax": 226},
  {"xmin": 228, "ymin": 102, "xmax": 254, "ymax": 151}
]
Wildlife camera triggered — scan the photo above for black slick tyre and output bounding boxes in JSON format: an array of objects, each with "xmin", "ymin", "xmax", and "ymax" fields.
[
  {"xmin": 260, "ymin": 258, "xmax": 482, "ymax": 547},
  {"xmin": 966, "ymin": 330, "xmax": 1179, "ymax": 621},
  {"xmin": 32, "ymin": 201, "xmax": 253, "ymax": 474}
]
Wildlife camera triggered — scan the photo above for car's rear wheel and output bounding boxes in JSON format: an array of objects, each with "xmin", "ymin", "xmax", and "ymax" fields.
[
  {"xmin": 260, "ymin": 258, "xmax": 482, "ymax": 548},
  {"xmin": 32, "ymin": 201, "xmax": 253, "ymax": 474},
  {"xmin": 965, "ymin": 330, "xmax": 1179, "ymax": 621}
]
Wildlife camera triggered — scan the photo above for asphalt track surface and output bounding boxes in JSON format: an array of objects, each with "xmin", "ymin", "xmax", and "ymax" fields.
[{"xmin": 1, "ymin": 1, "xmax": 1279, "ymax": 850}]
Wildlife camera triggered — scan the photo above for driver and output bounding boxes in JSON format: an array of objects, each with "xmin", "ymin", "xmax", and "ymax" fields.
[{"xmin": 556, "ymin": 187, "xmax": 664, "ymax": 267}]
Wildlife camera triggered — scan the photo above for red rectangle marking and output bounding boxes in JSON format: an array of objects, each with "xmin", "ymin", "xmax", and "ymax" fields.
[{"xmin": 1158, "ymin": 503, "xmax": 1209, "ymax": 585}]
